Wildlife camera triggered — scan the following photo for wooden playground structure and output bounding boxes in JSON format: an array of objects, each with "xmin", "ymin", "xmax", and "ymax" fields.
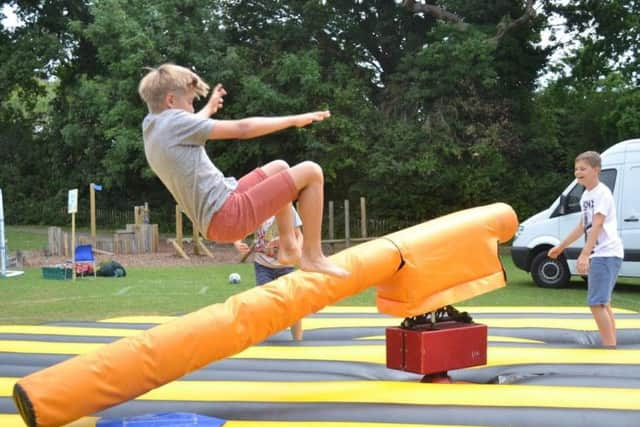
[
  {"xmin": 47, "ymin": 185, "xmax": 160, "ymax": 257},
  {"xmin": 44, "ymin": 192, "xmax": 376, "ymax": 260},
  {"xmin": 168, "ymin": 205, "xmax": 213, "ymax": 260},
  {"xmin": 47, "ymin": 195, "xmax": 214, "ymax": 260}
]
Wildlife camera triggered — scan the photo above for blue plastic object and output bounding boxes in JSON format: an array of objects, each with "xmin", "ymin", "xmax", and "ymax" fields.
[
  {"xmin": 75, "ymin": 245, "xmax": 95, "ymax": 262},
  {"xmin": 97, "ymin": 412, "xmax": 226, "ymax": 427}
]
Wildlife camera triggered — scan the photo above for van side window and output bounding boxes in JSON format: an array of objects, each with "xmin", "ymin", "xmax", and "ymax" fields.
[
  {"xmin": 600, "ymin": 169, "xmax": 617, "ymax": 193},
  {"xmin": 561, "ymin": 169, "xmax": 617, "ymax": 215},
  {"xmin": 565, "ymin": 183, "xmax": 584, "ymax": 214}
]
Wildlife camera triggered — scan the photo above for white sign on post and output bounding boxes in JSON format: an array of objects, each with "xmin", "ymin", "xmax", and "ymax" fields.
[{"xmin": 68, "ymin": 189, "xmax": 78, "ymax": 214}]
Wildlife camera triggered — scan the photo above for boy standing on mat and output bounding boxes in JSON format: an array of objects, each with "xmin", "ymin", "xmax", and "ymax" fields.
[
  {"xmin": 548, "ymin": 151, "xmax": 624, "ymax": 348},
  {"xmin": 138, "ymin": 63, "xmax": 348, "ymax": 278},
  {"xmin": 234, "ymin": 207, "xmax": 304, "ymax": 340}
]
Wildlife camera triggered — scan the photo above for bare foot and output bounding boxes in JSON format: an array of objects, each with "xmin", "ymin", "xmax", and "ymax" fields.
[
  {"xmin": 299, "ymin": 255, "xmax": 350, "ymax": 278},
  {"xmin": 277, "ymin": 244, "xmax": 301, "ymax": 266}
]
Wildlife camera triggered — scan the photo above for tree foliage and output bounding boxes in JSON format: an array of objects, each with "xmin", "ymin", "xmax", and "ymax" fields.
[{"xmin": 0, "ymin": 0, "xmax": 638, "ymax": 231}]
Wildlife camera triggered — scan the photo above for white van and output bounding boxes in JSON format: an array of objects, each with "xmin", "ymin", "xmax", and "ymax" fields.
[{"xmin": 511, "ymin": 139, "xmax": 640, "ymax": 288}]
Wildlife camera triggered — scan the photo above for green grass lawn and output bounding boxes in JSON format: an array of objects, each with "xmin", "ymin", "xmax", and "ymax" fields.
[
  {"xmin": 4, "ymin": 226, "xmax": 49, "ymax": 251},
  {"xmin": 1, "ymin": 252, "xmax": 639, "ymax": 324},
  {"xmin": 2, "ymin": 226, "xmax": 639, "ymax": 323}
]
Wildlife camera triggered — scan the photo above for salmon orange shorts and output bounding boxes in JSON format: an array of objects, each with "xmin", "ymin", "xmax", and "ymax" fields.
[{"xmin": 206, "ymin": 168, "xmax": 298, "ymax": 243}]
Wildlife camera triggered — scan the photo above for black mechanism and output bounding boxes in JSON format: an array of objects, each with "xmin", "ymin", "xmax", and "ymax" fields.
[{"xmin": 400, "ymin": 305, "xmax": 473, "ymax": 330}]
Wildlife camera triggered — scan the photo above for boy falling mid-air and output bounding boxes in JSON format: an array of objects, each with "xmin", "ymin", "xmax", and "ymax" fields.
[{"xmin": 138, "ymin": 64, "xmax": 348, "ymax": 278}]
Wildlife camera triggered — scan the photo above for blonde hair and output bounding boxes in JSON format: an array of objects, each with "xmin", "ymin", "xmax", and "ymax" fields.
[
  {"xmin": 138, "ymin": 64, "xmax": 210, "ymax": 113},
  {"xmin": 575, "ymin": 151, "xmax": 602, "ymax": 168}
]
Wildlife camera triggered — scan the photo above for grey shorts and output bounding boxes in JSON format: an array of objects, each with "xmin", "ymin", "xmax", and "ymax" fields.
[{"xmin": 587, "ymin": 256, "xmax": 622, "ymax": 306}]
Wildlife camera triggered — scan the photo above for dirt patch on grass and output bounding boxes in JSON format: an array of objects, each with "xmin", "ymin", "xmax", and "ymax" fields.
[
  {"xmin": 21, "ymin": 240, "xmax": 243, "ymax": 269},
  {"xmin": 16, "ymin": 230, "xmax": 345, "ymax": 270}
]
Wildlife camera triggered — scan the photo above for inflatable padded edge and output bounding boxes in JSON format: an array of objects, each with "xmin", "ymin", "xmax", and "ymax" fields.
[{"xmin": 13, "ymin": 382, "xmax": 36, "ymax": 427}]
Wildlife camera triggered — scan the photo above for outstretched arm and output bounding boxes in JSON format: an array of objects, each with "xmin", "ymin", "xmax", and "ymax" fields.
[{"xmin": 209, "ymin": 111, "xmax": 331, "ymax": 140}]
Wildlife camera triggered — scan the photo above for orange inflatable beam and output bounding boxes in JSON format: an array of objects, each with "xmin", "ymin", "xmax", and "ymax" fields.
[{"xmin": 13, "ymin": 203, "xmax": 518, "ymax": 427}]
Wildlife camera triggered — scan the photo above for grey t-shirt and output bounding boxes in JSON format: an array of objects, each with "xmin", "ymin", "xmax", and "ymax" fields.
[{"xmin": 142, "ymin": 109, "xmax": 238, "ymax": 235}]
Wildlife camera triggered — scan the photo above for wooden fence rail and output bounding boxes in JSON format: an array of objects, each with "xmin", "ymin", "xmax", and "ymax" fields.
[
  {"xmin": 45, "ymin": 200, "xmax": 409, "ymax": 254},
  {"xmin": 323, "ymin": 198, "xmax": 412, "ymax": 248}
]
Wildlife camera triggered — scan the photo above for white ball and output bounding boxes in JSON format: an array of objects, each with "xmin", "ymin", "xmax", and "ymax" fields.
[{"xmin": 228, "ymin": 272, "xmax": 241, "ymax": 284}]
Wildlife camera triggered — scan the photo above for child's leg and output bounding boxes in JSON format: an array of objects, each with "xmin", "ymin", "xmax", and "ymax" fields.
[
  {"xmin": 245, "ymin": 161, "xmax": 298, "ymax": 260},
  {"xmin": 273, "ymin": 204, "xmax": 300, "ymax": 266},
  {"xmin": 290, "ymin": 319, "xmax": 303, "ymax": 341},
  {"xmin": 286, "ymin": 161, "xmax": 349, "ymax": 278},
  {"xmin": 235, "ymin": 160, "xmax": 289, "ymax": 193},
  {"xmin": 212, "ymin": 160, "xmax": 347, "ymax": 277},
  {"xmin": 272, "ymin": 266, "xmax": 304, "ymax": 341},
  {"xmin": 590, "ymin": 304, "xmax": 616, "ymax": 346},
  {"xmin": 260, "ymin": 159, "xmax": 290, "ymax": 177},
  {"xmin": 257, "ymin": 161, "xmax": 300, "ymax": 264},
  {"xmin": 207, "ymin": 161, "xmax": 295, "ymax": 243},
  {"xmin": 587, "ymin": 257, "xmax": 620, "ymax": 347},
  {"xmin": 605, "ymin": 303, "xmax": 616, "ymax": 335}
]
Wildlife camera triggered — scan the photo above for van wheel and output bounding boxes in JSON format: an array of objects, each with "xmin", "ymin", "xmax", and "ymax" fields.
[{"xmin": 530, "ymin": 252, "xmax": 570, "ymax": 288}]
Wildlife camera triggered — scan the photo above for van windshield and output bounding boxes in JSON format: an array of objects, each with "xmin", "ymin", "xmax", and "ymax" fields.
[{"xmin": 564, "ymin": 168, "xmax": 617, "ymax": 214}]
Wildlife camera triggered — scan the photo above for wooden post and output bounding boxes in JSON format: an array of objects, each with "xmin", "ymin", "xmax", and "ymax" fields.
[
  {"xmin": 90, "ymin": 184, "xmax": 96, "ymax": 248},
  {"xmin": 170, "ymin": 205, "xmax": 189, "ymax": 260},
  {"xmin": 176, "ymin": 205, "xmax": 183, "ymax": 247},
  {"xmin": 68, "ymin": 189, "xmax": 78, "ymax": 281},
  {"xmin": 63, "ymin": 232, "xmax": 69, "ymax": 258},
  {"xmin": 193, "ymin": 226, "xmax": 200, "ymax": 255},
  {"xmin": 328, "ymin": 201, "xmax": 334, "ymax": 240},
  {"xmin": 344, "ymin": 199, "xmax": 350, "ymax": 248},
  {"xmin": 196, "ymin": 236, "xmax": 214, "ymax": 258},
  {"xmin": 134, "ymin": 206, "xmax": 142, "ymax": 226},
  {"xmin": 144, "ymin": 202, "xmax": 149, "ymax": 224},
  {"xmin": 48, "ymin": 227, "xmax": 64, "ymax": 256},
  {"xmin": 169, "ymin": 204, "xmax": 212, "ymax": 259},
  {"xmin": 360, "ymin": 197, "xmax": 367, "ymax": 239},
  {"xmin": 71, "ymin": 211, "xmax": 76, "ymax": 281}
]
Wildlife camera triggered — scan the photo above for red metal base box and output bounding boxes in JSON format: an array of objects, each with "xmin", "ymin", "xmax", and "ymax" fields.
[{"xmin": 386, "ymin": 322, "xmax": 487, "ymax": 375}]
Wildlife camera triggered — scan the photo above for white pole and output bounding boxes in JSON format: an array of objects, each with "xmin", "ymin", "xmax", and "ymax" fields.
[
  {"xmin": 0, "ymin": 188, "xmax": 6, "ymax": 275},
  {"xmin": 0, "ymin": 189, "xmax": 23, "ymax": 278}
]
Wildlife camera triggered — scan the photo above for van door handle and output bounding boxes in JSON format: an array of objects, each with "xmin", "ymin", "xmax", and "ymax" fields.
[{"xmin": 624, "ymin": 217, "xmax": 639, "ymax": 222}]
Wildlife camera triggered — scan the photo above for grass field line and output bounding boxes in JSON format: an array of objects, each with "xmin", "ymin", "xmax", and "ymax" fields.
[{"xmin": 114, "ymin": 286, "xmax": 132, "ymax": 296}]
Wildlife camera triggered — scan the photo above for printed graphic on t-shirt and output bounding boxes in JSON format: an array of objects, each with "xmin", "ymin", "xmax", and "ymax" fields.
[
  {"xmin": 578, "ymin": 183, "xmax": 624, "ymax": 259},
  {"xmin": 582, "ymin": 199, "xmax": 596, "ymax": 245},
  {"xmin": 255, "ymin": 218, "xmax": 277, "ymax": 256}
]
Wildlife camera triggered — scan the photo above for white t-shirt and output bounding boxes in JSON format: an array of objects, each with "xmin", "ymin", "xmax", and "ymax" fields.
[
  {"xmin": 254, "ymin": 208, "xmax": 303, "ymax": 269},
  {"xmin": 580, "ymin": 182, "xmax": 624, "ymax": 258}
]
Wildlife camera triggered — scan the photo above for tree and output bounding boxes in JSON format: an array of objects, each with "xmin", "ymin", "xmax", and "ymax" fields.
[
  {"xmin": 526, "ymin": 0, "xmax": 640, "ymax": 214},
  {"xmin": 2, "ymin": 0, "xmax": 574, "ymax": 228},
  {"xmin": 542, "ymin": 0, "xmax": 639, "ymax": 85}
]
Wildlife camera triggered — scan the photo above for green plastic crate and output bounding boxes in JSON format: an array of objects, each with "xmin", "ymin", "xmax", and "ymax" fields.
[{"xmin": 42, "ymin": 266, "xmax": 72, "ymax": 280}]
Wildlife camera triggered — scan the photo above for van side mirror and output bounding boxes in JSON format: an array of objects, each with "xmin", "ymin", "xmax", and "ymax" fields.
[{"xmin": 558, "ymin": 195, "xmax": 566, "ymax": 215}]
